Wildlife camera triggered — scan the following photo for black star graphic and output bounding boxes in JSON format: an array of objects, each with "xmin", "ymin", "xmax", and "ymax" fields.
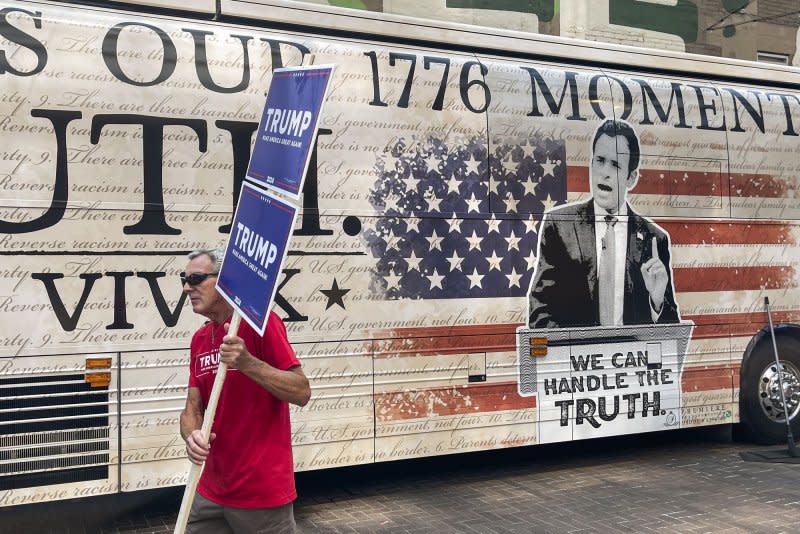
[{"xmin": 320, "ymin": 278, "xmax": 350, "ymax": 310}]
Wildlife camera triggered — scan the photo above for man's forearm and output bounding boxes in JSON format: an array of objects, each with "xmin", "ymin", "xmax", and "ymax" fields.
[
  {"xmin": 180, "ymin": 409, "xmax": 203, "ymax": 440},
  {"xmin": 240, "ymin": 359, "xmax": 311, "ymax": 406}
]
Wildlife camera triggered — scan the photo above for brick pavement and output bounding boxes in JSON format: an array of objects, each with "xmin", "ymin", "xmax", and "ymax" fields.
[{"xmin": 3, "ymin": 428, "xmax": 800, "ymax": 533}]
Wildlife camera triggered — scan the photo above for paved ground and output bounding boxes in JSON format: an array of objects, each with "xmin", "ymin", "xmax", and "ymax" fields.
[{"xmin": 3, "ymin": 427, "xmax": 800, "ymax": 533}]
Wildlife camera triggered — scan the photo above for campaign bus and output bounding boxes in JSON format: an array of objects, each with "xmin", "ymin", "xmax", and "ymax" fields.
[{"xmin": 1, "ymin": 0, "xmax": 799, "ymax": 506}]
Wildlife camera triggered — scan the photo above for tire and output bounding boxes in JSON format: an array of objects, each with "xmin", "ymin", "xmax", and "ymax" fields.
[{"xmin": 740, "ymin": 334, "xmax": 800, "ymax": 445}]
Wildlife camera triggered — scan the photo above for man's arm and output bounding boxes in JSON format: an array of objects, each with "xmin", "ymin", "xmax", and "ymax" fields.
[
  {"xmin": 641, "ymin": 234, "xmax": 679, "ymax": 324},
  {"xmin": 219, "ymin": 333, "xmax": 311, "ymax": 406},
  {"xmin": 641, "ymin": 236, "xmax": 668, "ymax": 312},
  {"xmin": 180, "ymin": 386, "xmax": 214, "ymax": 465},
  {"xmin": 655, "ymin": 234, "xmax": 679, "ymax": 324},
  {"xmin": 528, "ymin": 214, "xmax": 565, "ymax": 328}
]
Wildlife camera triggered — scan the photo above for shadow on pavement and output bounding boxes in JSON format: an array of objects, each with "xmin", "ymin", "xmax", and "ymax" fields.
[
  {"xmin": 1, "ymin": 426, "xmax": 736, "ymax": 533},
  {"xmin": 0, "ymin": 486, "xmax": 182, "ymax": 534}
]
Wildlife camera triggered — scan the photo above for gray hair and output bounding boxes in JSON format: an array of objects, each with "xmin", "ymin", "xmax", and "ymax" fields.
[{"xmin": 187, "ymin": 248, "xmax": 224, "ymax": 272}]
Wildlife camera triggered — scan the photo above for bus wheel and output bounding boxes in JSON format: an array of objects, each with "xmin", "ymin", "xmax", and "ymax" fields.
[{"xmin": 740, "ymin": 336, "xmax": 800, "ymax": 444}]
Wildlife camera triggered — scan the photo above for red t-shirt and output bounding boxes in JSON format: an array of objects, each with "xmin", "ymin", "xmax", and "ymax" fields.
[{"xmin": 188, "ymin": 312, "xmax": 300, "ymax": 508}]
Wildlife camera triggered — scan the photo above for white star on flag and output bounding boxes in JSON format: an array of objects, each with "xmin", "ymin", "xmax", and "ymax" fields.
[
  {"xmin": 405, "ymin": 217, "xmax": 420, "ymax": 234},
  {"xmin": 524, "ymin": 214, "xmax": 538, "ymax": 233},
  {"xmin": 524, "ymin": 250, "xmax": 537, "ymax": 271},
  {"xmin": 403, "ymin": 173, "xmax": 420, "ymax": 193},
  {"xmin": 428, "ymin": 269, "xmax": 445, "ymax": 290},
  {"xmin": 447, "ymin": 251, "xmax": 464, "ymax": 272},
  {"xmin": 447, "ymin": 213, "xmax": 462, "ymax": 234},
  {"xmin": 467, "ymin": 230, "xmax": 482, "ymax": 251},
  {"xmin": 424, "ymin": 187, "xmax": 442, "ymax": 212},
  {"xmin": 522, "ymin": 177, "xmax": 538, "ymax": 197},
  {"xmin": 447, "ymin": 175, "xmax": 461, "ymax": 194},
  {"xmin": 540, "ymin": 158, "xmax": 557, "ymax": 177},
  {"xmin": 424, "ymin": 153, "xmax": 440, "ymax": 173},
  {"xmin": 464, "ymin": 153, "xmax": 481, "ymax": 175},
  {"xmin": 541, "ymin": 191, "xmax": 558, "ymax": 211},
  {"xmin": 466, "ymin": 193, "xmax": 481, "ymax": 213},
  {"xmin": 427, "ymin": 228, "xmax": 444, "ymax": 251},
  {"xmin": 467, "ymin": 268, "xmax": 484, "ymax": 289},
  {"xmin": 384, "ymin": 193, "xmax": 400, "ymax": 212},
  {"xmin": 486, "ymin": 214, "xmax": 501, "ymax": 234},
  {"xmin": 502, "ymin": 154, "xmax": 520, "ymax": 174},
  {"xmin": 486, "ymin": 251, "xmax": 503, "ymax": 271},
  {"xmin": 505, "ymin": 230, "xmax": 521, "ymax": 251},
  {"xmin": 520, "ymin": 141, "xmax": 537, "ymax": 160},
  {"xmin": 385, "ymin": 229, "xmax": 401, "ymax": 251},
  {"xmin": 503, "ymin": 192, "xmax": 519, "ymax": 213},
  {"xmin": 506, "ymin": 267, "xmax": 522, "ymax": 288},
  {"xmin": 406, "ymin": 251, "xmax": 422, "ymax": 271},
  {"xmin": 384, "ymin": 271, "xmax": 402, "ymax": 289}
]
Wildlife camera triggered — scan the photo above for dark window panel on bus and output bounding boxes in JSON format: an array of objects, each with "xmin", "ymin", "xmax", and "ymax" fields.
[
  {"xmin": 220, "ymin": 0, "xmax": 800, "ymax": 87},
  {"xmin": 107, "ymin": 0, "xmax": 215, "ymax": 14}
]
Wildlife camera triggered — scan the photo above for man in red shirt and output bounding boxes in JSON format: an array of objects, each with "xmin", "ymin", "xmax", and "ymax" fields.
[{"xmin": 180, "ymin": 248, "xmax": 311, "ymax": 534}]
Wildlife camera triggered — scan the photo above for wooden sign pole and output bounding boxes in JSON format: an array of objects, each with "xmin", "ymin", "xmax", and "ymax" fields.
[{"xmin": 173, "ymin": 312, "xmax": 242, "ymax": 534}]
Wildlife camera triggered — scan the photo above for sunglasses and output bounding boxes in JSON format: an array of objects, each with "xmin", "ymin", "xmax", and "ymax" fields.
[{"xmin": 180, "ymin": 272, "xmax": 218, "ymax": 286}]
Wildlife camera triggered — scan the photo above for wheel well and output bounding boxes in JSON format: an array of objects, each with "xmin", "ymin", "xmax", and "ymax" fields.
[{"xmin": 740, "ymin": 323, "xmax": 800, "ymax": 390}]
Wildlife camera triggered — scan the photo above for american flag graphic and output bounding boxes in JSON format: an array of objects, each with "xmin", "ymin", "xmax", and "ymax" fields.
[
  {"xmin": 363, "ymin": 135, "xmax": 800, "ymax": 432},
  {"xmin": 364, "ymin": 135, "xmax": 567, "ymax": 299},
  {"xmin": 363, "ymin": 136, "xmax": 800, "ymax": 330}
]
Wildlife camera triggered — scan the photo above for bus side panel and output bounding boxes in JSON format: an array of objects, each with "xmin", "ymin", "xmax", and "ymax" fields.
[
  {"xmin": 291, "ymin": 341, "xmax": 375, "ymax": 472},
  {"xmin": 117, "ymin": 349, "xmax": 187, "ymax": 490},
  {"xmin": 0, "ymin": 353, "xmax": 118, "ymax": 505},
  {"xmin": 3, "ymin": 0, "xmax": 798, "ymax": 506}
]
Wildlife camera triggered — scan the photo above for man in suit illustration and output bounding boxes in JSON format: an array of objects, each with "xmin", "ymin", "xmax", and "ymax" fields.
[{"xmin": 527, "ymin": 119, "xmax": 680, "ymax": 328}]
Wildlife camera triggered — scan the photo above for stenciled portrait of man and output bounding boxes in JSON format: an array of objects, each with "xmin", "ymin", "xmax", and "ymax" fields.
[{"xmin": 527, "ymin": 119, "xmax": 680, "ymax": 328}]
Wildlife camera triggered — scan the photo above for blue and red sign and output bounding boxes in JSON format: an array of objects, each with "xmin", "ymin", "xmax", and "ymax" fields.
[
  {"xmin": 246, "ymin": 65, "xmax": 335, "ymax": 200},
  {"xmin": 216, "ymin": 182, "xmax": 298, "ymax": 335}
]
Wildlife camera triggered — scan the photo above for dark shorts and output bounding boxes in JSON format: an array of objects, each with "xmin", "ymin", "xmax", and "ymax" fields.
[{"xmin": 187, "ymin": 492, "xmax": 296, "ymax": 534}]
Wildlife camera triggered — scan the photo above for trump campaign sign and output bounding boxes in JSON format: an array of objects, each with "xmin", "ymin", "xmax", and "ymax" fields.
[
  {"xmin": 246, "ymin": 65, "xmax": 335, "ymax": 200},
  {"xmin": 216, "ymin": 182, "xmax": 298, "ymax": 335}
]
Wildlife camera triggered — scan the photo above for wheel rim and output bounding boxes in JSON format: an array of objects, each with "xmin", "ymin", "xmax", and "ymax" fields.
[{"xmin": 758, "ymin": 360, "xmax": 800, "ymax": 423}]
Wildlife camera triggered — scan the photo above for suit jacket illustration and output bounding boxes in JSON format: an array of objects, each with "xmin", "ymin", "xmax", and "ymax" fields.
[{"xmin": 528, "ymin": 199, "xmax": 680, "ymax": 328}]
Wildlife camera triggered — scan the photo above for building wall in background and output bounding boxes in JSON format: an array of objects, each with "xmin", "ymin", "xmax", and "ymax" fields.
[{"xmin": 302, "ymin": 0, "xmax": 800, "ymax": 66}]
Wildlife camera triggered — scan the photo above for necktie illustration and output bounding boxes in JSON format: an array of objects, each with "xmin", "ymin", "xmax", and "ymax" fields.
[{"xmin": 599, "ymin": 215, "xmax": 617, "ymax": 326}]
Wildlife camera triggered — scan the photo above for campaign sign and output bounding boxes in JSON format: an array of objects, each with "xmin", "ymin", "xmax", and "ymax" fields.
[
  {"xmin": 216, "ymin": 182, "xmax": 298, "ymax": 335},
  {"xmin": 247, "ymin": 65, "xmax": 335, "ymax": 200}
]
